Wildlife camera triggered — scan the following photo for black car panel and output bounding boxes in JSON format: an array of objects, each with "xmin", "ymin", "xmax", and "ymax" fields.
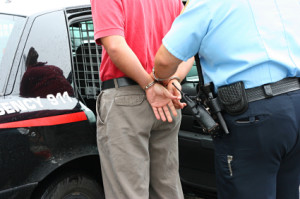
[{"xmin": 0, "ymin": 5, "xmax": 101, "ymax": 199}]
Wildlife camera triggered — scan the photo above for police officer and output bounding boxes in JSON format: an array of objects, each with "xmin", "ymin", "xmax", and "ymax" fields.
[{"xmin": 154, "ymin": 0, "xmax": 300, "ymax": 198}]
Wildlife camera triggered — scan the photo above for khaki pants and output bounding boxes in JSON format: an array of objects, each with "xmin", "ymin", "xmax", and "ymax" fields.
[{"xmin": 96, "ymin": 85, "xmax": 183, "ymax": 199}]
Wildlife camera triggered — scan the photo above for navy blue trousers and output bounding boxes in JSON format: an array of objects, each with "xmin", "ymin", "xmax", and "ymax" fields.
[{"xmin": 213, "ymin": 90, "xmax": 300, "ymax": 199}]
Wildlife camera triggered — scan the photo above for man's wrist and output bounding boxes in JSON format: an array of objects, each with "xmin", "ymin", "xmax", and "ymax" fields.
[
  {"xmin": 162, "ymin": 76, "xmax": 181, "ymax": 86},
  {"xmin": 169, "ymin": 76, "xmax": 181, "ymax": 83},
  {"xmin": 144, "ymin": 80, "xmax": 156, "ymax": 90}
]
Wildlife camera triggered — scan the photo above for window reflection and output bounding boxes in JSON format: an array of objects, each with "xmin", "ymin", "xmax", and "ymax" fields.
[{"xmin": 20, "ymin": 47, "xmax": 74, "ymax": 98}]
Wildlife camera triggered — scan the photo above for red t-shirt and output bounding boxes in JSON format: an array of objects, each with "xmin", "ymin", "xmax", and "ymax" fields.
[{"xmin": 91, "ymin": 0, "xmax": 183, "ymax": 81}]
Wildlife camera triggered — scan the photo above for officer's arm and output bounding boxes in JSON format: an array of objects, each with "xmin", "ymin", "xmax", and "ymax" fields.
[
  {"xmin": 165, "ymin": 56, "xmax": 194, "ymax": 109},
  {"xmin": 171, "ymin": 57, "xmax": 194, "ymax": 82},
  {"xmin": 155, "ymin": 44, "xmax": 194, "ymax": 109},
  {"xmin": 154, "ymin": 44, "xmax": 183, "ymax": 79}
]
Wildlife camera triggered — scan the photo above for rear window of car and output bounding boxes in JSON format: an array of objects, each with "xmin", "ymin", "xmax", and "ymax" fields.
[{"xmin": 69, "ymin": 20, "xmax": 102, "ymax": 100}]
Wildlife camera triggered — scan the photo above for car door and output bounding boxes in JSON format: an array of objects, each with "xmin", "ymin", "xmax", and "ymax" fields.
[
  {"xmin": 0, "ymin": 9, "xmax": 100, "ymax": 198},
  {"xmin": 178, "ymin": 63, "xmax": 217, "ymax": 195}
]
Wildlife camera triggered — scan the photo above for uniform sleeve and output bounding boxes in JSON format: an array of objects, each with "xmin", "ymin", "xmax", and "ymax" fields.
[
  {"xmin": 91, "ymin": 0, "xmax": 124, "ymax": 45},
  {"xmin": 163, "ymin": 0, "xmax": 212, "ymax": 61}
]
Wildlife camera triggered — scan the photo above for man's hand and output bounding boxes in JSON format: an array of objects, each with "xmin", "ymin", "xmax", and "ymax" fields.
[
  {"xmin": 146, "ymin": 83, "xmax": 179, "ymax": 122},
  {"xmin": 166, "ymin": 79, "xmax": 186, "ymax": 109}
]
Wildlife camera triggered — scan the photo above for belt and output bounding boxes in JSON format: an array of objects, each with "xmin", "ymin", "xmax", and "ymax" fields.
[
  {"xmin": 246, "ymin": 77, "xmax": 300, "ymax": 102},
  {"xmin": 101, "ymin": 77, "xmax": 138, "ymax": 90}
]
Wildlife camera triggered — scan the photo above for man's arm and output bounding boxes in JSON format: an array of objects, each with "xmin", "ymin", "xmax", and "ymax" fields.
[
  {"xmin": 101, "ymin": 35, "xmax": 153, "ymax": 89},
  {"xmin": 101, "ymin": 35, "xmax": 179, "ymax": 122}
]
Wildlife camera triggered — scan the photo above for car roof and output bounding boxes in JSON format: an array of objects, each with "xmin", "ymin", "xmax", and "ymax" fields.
[{"xmin": 0, "ymin": 0, "xmax": 91, "ymax": 16}]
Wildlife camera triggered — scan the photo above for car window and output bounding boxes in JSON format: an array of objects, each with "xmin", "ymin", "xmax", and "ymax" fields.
[
  {"xmin": 11, "ymin": 11, "xmax": 74, "ymax": 98},
  {"xmin": 69, "ymin": 20, "xmax": 101, "ymax": 101},
  {"xmin": 185, "ymin": 63, "xmax": 199, "ymax": 82},
  {"xmin": 0, "ymin": 14, "xmax": 25, "ymax": 94},
  {"xmin": 0, "ymin": 15, "xmax": 14, "ymax": 63}
]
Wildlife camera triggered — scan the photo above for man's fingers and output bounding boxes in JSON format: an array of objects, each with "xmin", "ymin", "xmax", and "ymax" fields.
[
  {"xmin": 168, "ymin": 101, "xmax": 177, "ymax": 117},
  {"xmin": 163, "ymin": 105, "xmax": 173, "ymax": 122},
  {"xmin": 152, "ymin": 107, "xmax": 161, "ymax": 120},
  {"xmin": 172, "ymin": 100, "xmax": 182, "ymax": 109},
  {"xmin": 172, "ymin": 99, "xmax": 186, "ymax": 109},
  {"xmin": 152, "ymin": 102, "xmax": 179, "ymax": 122},
  {"xmin": 174, "ymin": 104, "xmax": 181, "ymax": 109},
  {"xmin": 174, "ymin": 88, "xmax": 181, "ymax": 100},
  {"xmin": 163, "ymin": 89, "xmax": 179, "ymax": 100},
  {"xmin": 158, "ymin": 107, "xmax": 166, "ymax": 121}
]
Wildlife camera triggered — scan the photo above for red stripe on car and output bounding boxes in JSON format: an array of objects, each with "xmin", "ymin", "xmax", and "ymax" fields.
[{"xmin": 0, "ymin": 112, "xmax": 87, "ymax": 129}]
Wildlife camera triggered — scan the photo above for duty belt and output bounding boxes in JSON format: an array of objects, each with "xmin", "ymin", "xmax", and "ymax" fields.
[
  {"xmin": 246, "ymin": 77, "xmax": 300, "ymax": 102},
  {"xmin": 216, "ymin": 77, "xmax": 300, "ymax": 116}
]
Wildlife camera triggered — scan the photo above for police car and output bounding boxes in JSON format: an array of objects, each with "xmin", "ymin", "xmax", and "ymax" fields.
[{"xmin": 0, "ymin": 0, "xmax": 216, "ymax": 198}]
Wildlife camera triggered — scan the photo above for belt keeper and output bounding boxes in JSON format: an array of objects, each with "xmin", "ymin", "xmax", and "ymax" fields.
[
  {"xmin": 113, "ymin": 79, "xmax": 119, "ymax": 88},
  {"xmin": 263, "ymin": 84, "xmax": 273, "ymax": 98}
]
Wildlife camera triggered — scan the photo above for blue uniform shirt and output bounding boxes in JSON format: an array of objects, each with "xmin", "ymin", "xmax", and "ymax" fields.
[{"xmin": 163, "ymin": 0, "xmax": 300, "ymax": 89}]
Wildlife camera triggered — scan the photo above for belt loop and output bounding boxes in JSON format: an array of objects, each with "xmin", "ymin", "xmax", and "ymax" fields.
[
  {"xmin": 263, "ymin": 84, "xmax": 273, "ymax": 98},
  {"xmin": 113, "ymin": 79, "xmax": 119, "ymax": 88}
]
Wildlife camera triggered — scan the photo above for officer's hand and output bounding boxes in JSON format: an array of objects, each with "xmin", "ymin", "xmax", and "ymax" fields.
[
  {"xmin": 166, "ymin": 79, "xmax": 186, "ymax": 109},
  {"xmin": 145, "ymin": 83, "xmax": 179, "ymax": 122}
]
